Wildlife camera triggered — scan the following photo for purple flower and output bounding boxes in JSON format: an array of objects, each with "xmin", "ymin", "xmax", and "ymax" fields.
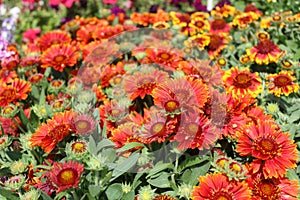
[
  {"xmin": 215, "ymin": 0, "xmax": 232, "ymax": 8},
  {"xmin": 0, "ymin": 35, "xmax": 14, "ymax": 59},
  {"xmin": 111, "ymin": 6, "xmax": 126, "ymax": 15},
  {"xmin": 170, "ymin": 0, "xmax": 189, "ymax": 6},
  {"xmin": 192, "ymin": 0, "xmax": 207, "ymax": 12}
]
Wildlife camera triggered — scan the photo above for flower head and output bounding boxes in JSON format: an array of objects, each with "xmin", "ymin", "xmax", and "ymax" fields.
[
  {"xmin": 246, "ymin": 39, "xmax": 284, "ymax": 65},
  {"xmin": 222, "ymin": 67, "xmax": 262, "ymax": 99},
  {"xmin": 30, "ymin": 111, "xmax": 75, "ymax": 153},
  {"xmin": 48, "ymin": 161, "xmax": 84, "ymax": 193},
  {"xmin": 266, "ymin": 70, "xmax": 299, "ymax": 97},
  {"xmin": 41, "ymin": 43, "xmax": 80, "ymax": 72},
  {"xmin": 191, "ymin": 173, "xmax": 252, "ymax": 200},
  {"xmin": 236, "ymin": 120, "xmax": 298, "ymax": 178}
]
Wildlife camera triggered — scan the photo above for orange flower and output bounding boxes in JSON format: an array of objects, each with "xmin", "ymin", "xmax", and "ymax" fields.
[
  {"xmin": 144, "ymin": 48, "xmax": 183, "ymax": 71},
  {"xmin": 153, "ymin": 195, "xmax": 176, "ymax": 200},
  {"xmin": 141, "ymin": 110, "xmax": 177, "ymax": 143},
  {"xmin": 48, "ymin": 161, "xmax": 84, "ymax": 193},
  {"xmin": 74, "ymin": 114, "xmax": 96, "ymax": 135},
  {"xmin": 152, "ymin": 76, "xmax": 209, "ymax": 113},
  {"xmin": 184, "ymin": 34, "xmax": 210, "ymax": 50},
  {"xmin": 232, "ymin": 12, "xmax": 260, "ymax": 29},
  {"xmin": 222, "ymin": 67, "xmax": 262, "ymax": 99},
  {"xmin": 173, "ymin": 113, "xmax": 218, "ymax": 150},
  {"xmin": 30, "ymin": 111, "xmax": 75, "ymax": 153},
  {"xmin": 209, "ymin": 18, "xmax": 230, "ymax": 34},
  {"xmin": 123, "ymin": 69, "xmax": 169, "ymax": 100},
  {"xmin": 1, "ymin": 54, "xmax": 20, "ymax": 70},
  {"xmin": 206, "ymin": 33, "xmax": 229, "ymax": 58},
  {"xmin": 110, "ymin": 122, "xmax": 142, "ymax": 148},
  {"xmin": 246, "ymin": 39, "xmax": 284, "ymax": 65},
  {"xmin": 191, "ymin": 173, "xmax": 252, "ymax": 200},
  {"xmin": 41, "ymin": 43, "xmax": 80, "ymax": 72},
  {"xmin": 247, "ymin": 173, "xmax": 299, "ymax": 200},
  {"xmin": 211, "ymin": 4, "xmax": 236, "ymax": 18},
  {"xmin": 38, "ymin": 30, "xmax": 72, "ymax": 51},
  {"xmin": 188, "ymin": 17, "xmax": 210, "ymax": 35},
  {"xmin": 266, "ymin": 70, "xmax": 299, "ymax": 97},
  {"xmin": 236, "ymin": 120, "xmax": 298, "ymax": 178},
  {"xmin": 0, "ymin": 79, "xmax": 31, "ymax": 107}
]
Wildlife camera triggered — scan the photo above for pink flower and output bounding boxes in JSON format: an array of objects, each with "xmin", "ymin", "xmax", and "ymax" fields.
[
  {"xmin": 23, "ymin": 28, "xmax": 41, "ymax": 42},
  {"xmin": 49, "ymin": 0, "xmax": 79, "ymax": 8},
  {"xmin": 103, "ymin": 0, "xmax": 118, "ymax": 5}
]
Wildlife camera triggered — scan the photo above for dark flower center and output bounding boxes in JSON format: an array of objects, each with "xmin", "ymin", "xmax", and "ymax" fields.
[
  {"xmin": 233, "ymin": 73, "xmax": 252, "ymax": 88},
  {"xmin": 208, "ymin": 35, "xmax": 222, "ymax": 51},
  {"xmin": 211, "ymin": 19, "xmax": 227, "ymax": 30},
  {"xmin": 273, "ymin": 75, "xmax": 292, "ymax": 87},
  {"xmin": 256, "ymin": 40, "xmax": 277, "ymax": 54}
]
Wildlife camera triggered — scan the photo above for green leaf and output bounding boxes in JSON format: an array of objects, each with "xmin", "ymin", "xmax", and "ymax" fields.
[
  {"xmin": 88, "ymin": 185, "xmax": 102, "ymax": 197},
  {"xmin": 87, "ymin": 135, "xmax": 97, "ymax": 155},
  {"xmin": 40, "ymin": 190, "xmax": 53, "ymax": 200},
  {"xmin": 18, "ymin": 108, "xmax": 29, "ymax": 130},
  {"xmin": 105, "ymin": 183, "xmax": 122, "ymax": 200},
  {"xmin": 178, "ymin": 155, "xmax": 203, "ymax": 173},
  {"xmin": 188, "ymin": 160, "xmax": 211, "ymax": 185},
  {"xmin": 289, "ymin": 109, "xmax": 300, "ymax": 123},
  {"xmin": 0, "ymin": 187, "xmax": 19, "ymax": 200},
  {"xmin": 146, "ymin": 162, "xmax": 173, "ymax": 178},
  {"xmin": 116, "ymin": 142, "xmax": 146, "ymax": 153},
  {"xmin": 147, "ymin": 172, "xmax": 170, "ymax": 188},
  {"xmin": 122, "ymin": 191, "xmax": 135, "ymax": 200},
  {"xmin": 97, "ymin": 139, "xmax": 115, "ymax": 151},
  {"xmin": 111, "ymin": 152, "xmax": 139, "ymax": 180}
]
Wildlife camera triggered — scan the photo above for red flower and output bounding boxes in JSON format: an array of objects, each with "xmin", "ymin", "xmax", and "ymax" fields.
[
  {"xmin": 236, "ymin": 120, "xmax": 298, "ymax": 178},
  {"xmin": 191, "ymin": 173, "xmax": 252, "ymax": 200},
  {"xmin": 246, "ymin": 39, "xmax": 284, "ymax": 65},
  {"xmin": 123, "ymin": 69, "xmax": 169, "ymax": 100},
  {"xmin": 152, "ymin": 76, "xmax": 209, "ymax": 113},
  {"xmin": 30, "ymin": 111, "xmax": 75, "ymax": 153},
  {"xmin": 48, "ymin": 161, "xmax": 84, "ymax": 193},
  {"xmin": 38, "ymin": 30, "xmax": 72, "ymax": 51},
  {"xmin": 41, "ymin": 43, "xmax": 80, "ymax": 72},
  {"xmin": 173, "ymin": 112, "xmax": 218, "ymax": 150},
  {"xmin": 247, "ymin": 173, "xmax": 299, "ymax": 200}
]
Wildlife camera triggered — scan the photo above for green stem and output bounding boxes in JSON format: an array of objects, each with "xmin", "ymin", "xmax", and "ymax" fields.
[
  {"xmin": 95, "ymin": 170, "xmax": 100, "ymax": 185},
  {"xmin": 12, "ymin": 118, "xmax": 26, "ymax": 133},
  {"xmin": 71, "ymin": 190, "xmax": 79, "ymax": 200}
]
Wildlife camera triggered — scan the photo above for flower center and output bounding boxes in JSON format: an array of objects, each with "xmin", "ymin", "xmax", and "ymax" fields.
[
  {"xmin": 257, "ymin": 138, "xmax": 278, "ymax": 156},
  {"xmin": 158, "ymin": 52, "xmax": 173, "ymax": 62},
  {"xmin": 49, "ymin": 124, "xmax": 70, "ymax": 142},
  {"xmin": 211, "ymin": 19, "xmax": 227, "ymax": 30},
  {"xmin": 57, "ymin": 169, "xmax": 77, "ymax": 185},
  {"xmin": 214, "ymin": 191, "xmax": 232, "ymax": 200},
  {"xmin": 273, "ymin": 75, "xmax": 291, "ymax": 87},
  {"xmin": 54, "ymin": 55, "xmax": 66, "ymax": 62},
  {"xmin": 229, "ymin": 162, "xmax": 243, "ymax": 173},
  {"xmin": 164, "ymin": 100, "xmax": 180, "ymax": 112},
  {"xmin": 194, "ymin": 20, "xmax": 205, "ymax": 28},
  {"xmin": 29, "ymin": 74, "xmax": 43, "ymax": 83},
  {"xmin": 185, "ymin": 122, "xmax": 199, "ymax": 135},
  {"xmin": 71, "ymin": 142, "xmax": 86, "ymax": 153},
  {"xmin": 151, "ymin": 122, "xmax": 165, "ymax": 135},
  {"xmin": 52, "ymin": 100, "xmax": 64, "ymax": 109},
  {"xmin": 257, "ymin": 180, "xmax": 280, "ymax": 198},
  {"xmin": 3, "ymin": 106, "xmax": 13, "ymax": 114},
  {"xmin": 208, "ymin": 34, "xmax": 222, "ymax": 51},
  {"xmin": 256, "ymin": 40, "xmax": 277, "ymax": 54},
  {"xmin": 216, "ymin": 158, "xmax": 229, "ymax": 169},
  {"xmin": 51, "ymin": 80, "xmax": 63, "ymax": 87},
  {"xmin": 137, "ymin": 77, "xmax": 155, "ymax": 87},
  {"xmin": 76, "ymin": 120, "xmax": 89, "ymax": 130},
  {"xmin": 233, "ymin": 73, "xmax": 252, "ymax": 88}
]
